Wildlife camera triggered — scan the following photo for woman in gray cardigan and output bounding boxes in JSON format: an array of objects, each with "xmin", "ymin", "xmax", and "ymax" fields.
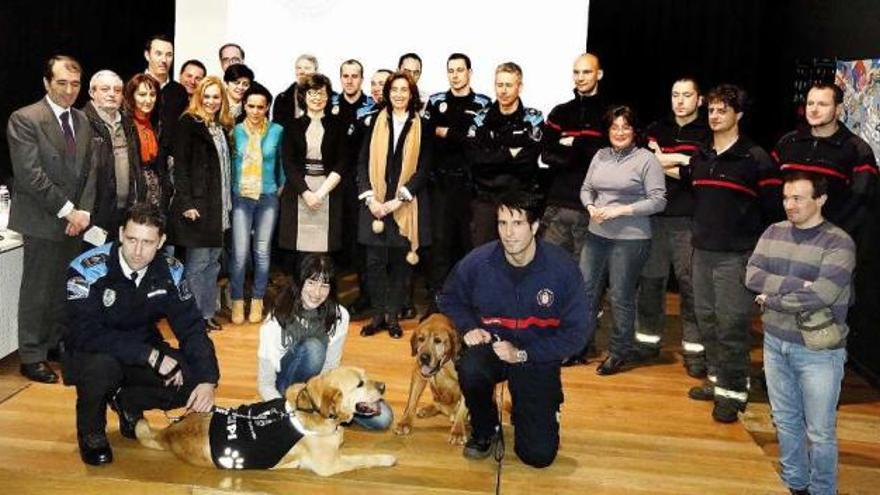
[{"xmin": 580, "ymin": 106, "xmax": 666, "ymax": 375}]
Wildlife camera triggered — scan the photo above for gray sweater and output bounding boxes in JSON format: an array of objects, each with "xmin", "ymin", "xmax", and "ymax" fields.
[{"xmin": 580, "ymin": 146, "xmax": 666, "ymax": 240}]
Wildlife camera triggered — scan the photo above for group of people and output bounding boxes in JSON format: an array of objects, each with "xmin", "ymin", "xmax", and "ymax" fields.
[{"xmin": 5, "ymin": 35, "xmax": 876, "ymax": 494}]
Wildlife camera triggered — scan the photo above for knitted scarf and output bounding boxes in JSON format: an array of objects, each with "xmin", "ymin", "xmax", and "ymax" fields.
[
  {"xmin": 133, "ymin": 109, "xmax": 158, "ymax": 164},
  {"xmin": 239, "ymin": 119, "xmax": 267, "ymax": 200},
  {"xmin": 368, "ymin": 109, "xmax": 420, "ymax": 263}
]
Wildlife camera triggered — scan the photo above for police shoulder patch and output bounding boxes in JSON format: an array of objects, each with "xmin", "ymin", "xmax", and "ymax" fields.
[
  {"xmin": 66, "ymin": 276, "xmax": 90, "ymax": 300},
  {"xmin": 429, "ymin": 92, "xmax": 446, "ymax": 105},
  {"xmin": 473, "ymin": 94, "xmax": 491, "ymax": 107},
  {"xmin": 523, "ymin": 108, "xmax": 544, "ymax": 126}
]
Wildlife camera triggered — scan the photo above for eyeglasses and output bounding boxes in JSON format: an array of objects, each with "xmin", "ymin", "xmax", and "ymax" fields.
[{"xmin": 306, "ymin": 90, "xmax": 328, "ymax": 99}]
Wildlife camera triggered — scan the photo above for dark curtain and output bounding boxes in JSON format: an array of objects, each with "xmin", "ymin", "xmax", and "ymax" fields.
[
  {"xmin": 587, "ymin": 0, "xmax": 880, "ymax": 385},
  {"xmin": 0, "ymin": 0, "xmax": 176, "ymax": 185}
]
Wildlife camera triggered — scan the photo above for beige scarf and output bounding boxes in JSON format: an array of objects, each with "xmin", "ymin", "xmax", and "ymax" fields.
[
  {"xmin": 368, "ymin": 109, "xmax": 421, "ymax": 264},
  {"xmin": 239, "ymin": 119, "xmax": 268, "ymax": 200}
]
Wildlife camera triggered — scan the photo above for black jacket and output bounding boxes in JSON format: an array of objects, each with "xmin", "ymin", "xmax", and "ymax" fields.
[
  {"xmin": 541, "ymin": 90, "xmax": 606, "ymax": 209},
  {"xmin": 645, "ymin": 114, "xmax": 711, "ymax": 217},
  {"xmin": 65, "ymin": 242, "xmax": 220, "ymax": 385},
  {"xmin": 170, "ymin": 114, "xmax": 229, "ymax": 247},
  {"xmin": 684, "ymin": 135, "xmax": 783, "ymax": 252},
  {"xmin": 773, "ymin": 123, "xmax": 878, "ymax": 235},
  {"xmin": 155, "ymin": 80, "xmax": 189, "ymax": 154},
  {"xmin": 277, "ymin": 112, "xmax": 349, "ymax": 251},
  {"xmin": 82, "ymin": 102, "xmax": 144, "ymax": 232},
  {"xmin": 423, "ymin": 90, "xmax": 491, "ymax": 177},
  {"xmin": 465, "ymin": 100, "xmax": 544, "ymax": 198},
  {"xmin": 357, "ymin": 110, "xmax": 432, "ymax": 247},
  {"xmin": 272, "ymin": 82, "xmax": 304, "ymax": 130}
]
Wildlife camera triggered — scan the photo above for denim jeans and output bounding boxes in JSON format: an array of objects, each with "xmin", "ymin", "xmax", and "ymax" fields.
[
  {"xmin": 274, "ymin": 338, "xmax": 392, "ymax": 431},
  {"xmin": 692, "ymin": 249, "xmax": 754, "ymax": 394},
  {"xmin": 230, "ymin": 193, "xmax": 279, "ymax": 300},
  {"xmin": 636, "ymin": 216, "xmax": 700, "ymax": 353},
  {"xmin": 580, "ymin": 232, "xmax": 651, "ymax": 359},
  {"xmin": 764, "ymin": 332, "xmax": 846, "ymax": 495},
  {"xmin": 185, "ymin": 247, "xmax": 223, "ymax": 319}
]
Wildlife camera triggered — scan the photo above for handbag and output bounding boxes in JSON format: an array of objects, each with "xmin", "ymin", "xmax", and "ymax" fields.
[{"xmin": 796, "ymin": 307, "xmax": 843, "ymax": 350}]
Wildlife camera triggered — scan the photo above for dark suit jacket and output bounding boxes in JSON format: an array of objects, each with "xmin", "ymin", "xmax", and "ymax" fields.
[{"xmin": 6, "ymin": 97, "xmax": 96, "ymax": 241}]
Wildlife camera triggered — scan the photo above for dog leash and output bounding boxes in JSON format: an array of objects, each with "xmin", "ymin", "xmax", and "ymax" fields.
[{"xmin": 491, "ymin": 334, "xmax": 506, "ymax": 495}]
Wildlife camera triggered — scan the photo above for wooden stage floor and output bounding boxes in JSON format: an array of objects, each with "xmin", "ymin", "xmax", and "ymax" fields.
[{"xmin": 1, "ymin": 310, "xmax": 878, "ymax": 494}]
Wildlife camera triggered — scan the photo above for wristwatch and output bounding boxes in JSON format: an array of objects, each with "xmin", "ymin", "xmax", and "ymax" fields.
[{"xmin": 516, "ymin": 349, "xmax": 528, "ymax": 363}]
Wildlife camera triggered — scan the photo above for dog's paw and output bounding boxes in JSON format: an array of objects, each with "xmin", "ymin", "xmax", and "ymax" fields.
[
  {"xmin": 376, "ymin": 454, "xmax": 397, "ymax": 467},
  {"xmin": 392, "ymin": 422, "xmax": 412, "ymax": 436},
  {"xmin": 416, "ymin": 404, "xmax": 440, "ymax": 418},
  {"xmin": 448, "ymin": 430, "xmax": 466, "ymax": 445}
]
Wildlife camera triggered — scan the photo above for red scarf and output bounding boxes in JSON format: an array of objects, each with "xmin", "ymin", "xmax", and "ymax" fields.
[{"xmin": 133, "ymin": 110, "xmax": 159, "ymax": 164}]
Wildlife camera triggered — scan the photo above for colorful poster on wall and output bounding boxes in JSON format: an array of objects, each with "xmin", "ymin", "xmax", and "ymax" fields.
[{"xmin": 836, "ymin": 58, "xmax": 880, "ymax": 159}]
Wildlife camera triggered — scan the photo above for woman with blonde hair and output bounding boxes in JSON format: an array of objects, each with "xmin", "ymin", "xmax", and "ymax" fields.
[{"xmin": 171, "ymin": 75, "xmax": 234, "ymax": 331}]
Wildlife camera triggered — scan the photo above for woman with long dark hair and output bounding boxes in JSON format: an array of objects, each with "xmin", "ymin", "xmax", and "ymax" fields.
[
  {"xmin": 257, "ymin": 254, "xmax": 392, "ymax": 429},
  {"xmin": 357, "ymin": 72, "xmax": 431, "ymax": 338},
  {"xmin": 123, "ymin": 73, "xmax": 163, "ymax": 209}
]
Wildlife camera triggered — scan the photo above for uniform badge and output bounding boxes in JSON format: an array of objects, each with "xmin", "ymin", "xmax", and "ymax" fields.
[
  {"xmin": 536, "ymin": 288, "xmax": 554, "ymax": 308},
  {"xmin": 331, "ymin": 105, "xmax": 340, "ymax": 115},
  {"xmin": 529, "ymin": 125, "xmax": 543, "ymax": 142},
  {"xmin": 364, "ymin": 116, "xmax": 372, "ymax": 126},
  {"xmin": 439, "ymin": 102, "xmax": 447, "ymax": 113},
  {"xmin": 103, "ymin": 288, "xmax": 116, "ymax": 307}
]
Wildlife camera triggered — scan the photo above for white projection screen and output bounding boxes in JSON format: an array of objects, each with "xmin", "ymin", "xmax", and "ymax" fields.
[{"xmin": 176, "ymin": 0, "xmax": 589, "ymax": 116}]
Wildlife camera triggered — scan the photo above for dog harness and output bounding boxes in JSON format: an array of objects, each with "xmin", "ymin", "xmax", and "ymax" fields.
[{"xmin": 209, "ymin": 398, "xmax": 304, "ymax": 469}]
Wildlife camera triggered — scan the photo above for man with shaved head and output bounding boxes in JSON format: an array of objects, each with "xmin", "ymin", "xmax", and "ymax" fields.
[
  {"xmin": 540, "ymin": 53, "xmax": 606, "ymax": 365},
  {"xmin": 82, "ymin": 70, "xmax": 144, "ymax": 235}
]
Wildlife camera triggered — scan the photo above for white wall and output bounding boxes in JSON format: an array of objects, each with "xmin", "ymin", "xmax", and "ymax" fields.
[{"xmin": 176, "ymin": 0, "xmax": 589, "ymax": 115}]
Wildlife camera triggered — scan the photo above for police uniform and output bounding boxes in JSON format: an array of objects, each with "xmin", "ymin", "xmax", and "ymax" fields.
[
  {"xmin": 540, "ymin": 90, "xmax": 606, "ymax": 260},
  {"xmin": 63, "ymin": 242, "xmax": 220, "ymax": 438},
  {"xmin": 772, "ymin": 123, "xmax": 878, "ymax": 238},
  {"xmin": 635, "ymin": 115, "xmax": 711, "ymax": 374},
  {"xmin": 465, "ymin": 99, "xmax": 544, "ymax": 246},
  {"xmin": 423, "ymin": 90, "xmax": 491, "ymax": 307}
]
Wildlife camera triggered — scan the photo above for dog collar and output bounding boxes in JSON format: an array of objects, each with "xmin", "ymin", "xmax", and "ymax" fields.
[{"xmin": 286, "ymin": 402, "xmax": 336, "ymax": 436}]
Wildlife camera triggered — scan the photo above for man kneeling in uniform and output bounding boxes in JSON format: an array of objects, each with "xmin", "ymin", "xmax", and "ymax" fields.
[{"xmin": 63, "ymin": 203, "xmax": 220, "ymax": 465}]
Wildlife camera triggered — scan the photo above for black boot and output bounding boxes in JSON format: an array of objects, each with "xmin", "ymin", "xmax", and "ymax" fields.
[{"xmin": 78, "ymin": 432, "xmax": 113, "ymax": 465}]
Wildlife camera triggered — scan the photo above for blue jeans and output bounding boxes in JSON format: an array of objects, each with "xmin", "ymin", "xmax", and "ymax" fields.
[
  {"xmin": 764, "ymin": 332, "xmax": 846, "ymax": 495},
  {"xmin": 580, "ymin": 232, "xmax": 650, "ymax": 359},
  {"xmin": 231, "ymin": 193, "xmax": 279, "ymax": 299},
  {"xmin": 274, "ymin": 338, "xmax": 392, "ymax": 431},
  {"xmin": 185, "ymin": 247, "xmax": 223, "ymax": 319}
]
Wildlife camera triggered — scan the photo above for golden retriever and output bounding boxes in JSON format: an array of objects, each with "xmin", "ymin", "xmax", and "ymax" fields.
[
  {"xmin": 135, "ymin": 367, "xmax": 396, "ymax": 476},
  {"xmin": 393, "ymin": 313, "xmax": 468, "ymax": 444}
]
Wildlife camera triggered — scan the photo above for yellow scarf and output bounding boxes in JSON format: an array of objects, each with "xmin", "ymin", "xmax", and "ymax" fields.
[
  {"xmin": 239, "ymin": 119, "xmax": 267, "ymax": 200},
  {"xmin": 369, "ymin": 109, "xmax": 421, "ymax": 264}
]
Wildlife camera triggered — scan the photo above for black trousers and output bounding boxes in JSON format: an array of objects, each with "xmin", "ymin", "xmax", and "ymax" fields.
[
  {"xmin": 428, "ymin": 177, "xmax": 472, "ymax": 304},
  {"xmin": 470, "ymin": 198, "xmax": 499, "ymax": 248},
  {"xmin": 366, "ymin": 245, "xmax": 411, "ymax": 318},
  {"xmin": 457, "ymin": 343, "xmax": 563, "ymax": 468},
  {"xmin": 19, "ymin": 235, "xmax": 81, "ymax": 364},
  {"xmin": 63, "ymin": 343, "xmax": 196, "ymax": 435}
]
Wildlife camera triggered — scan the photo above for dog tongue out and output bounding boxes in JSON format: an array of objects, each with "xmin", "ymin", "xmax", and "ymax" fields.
[{"xmin": 420, "ymin": 364, "xmax": 436, "ymax": 376}]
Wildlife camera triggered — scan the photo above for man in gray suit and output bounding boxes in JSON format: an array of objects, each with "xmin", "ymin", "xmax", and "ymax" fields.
[{"xmin": 6, "ymin": 54, "xmax": 95, "ymax": 383}]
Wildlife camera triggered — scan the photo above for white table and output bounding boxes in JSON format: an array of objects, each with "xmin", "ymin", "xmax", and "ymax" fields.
[{"xmin": 0, "ymin": 230, "xmax": 23, "ymax": 359}]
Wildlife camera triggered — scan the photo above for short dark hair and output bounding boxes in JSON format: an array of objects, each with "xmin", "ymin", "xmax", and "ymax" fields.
[
  {"xmin": 44, "ymin": 55, "xmax": 81, "ymax": 82},
  {"xmin": 144, "ymin": 34, "xmax": 173, "ymax": 52},
  {"xmin": 124, "ymin": 203, "xmax": 166, "ymax": 236},
  {"xmin": 809, "ymin": 83, "xmax": 844, "ymax": 105},
  {"xmin": 673, "ymin": 76, "xmax": 701, "ymax": 95},
  {"xmin": 382, "ymin": 72, "xmax": 422, "ymax": 113},
  {"xmin": 603, "ymin": 105, "xmax": 639, "ymax": 130},
  {"xmin": 783, "ymin": 171, "xmax": 828, "ymax": 199},
  {"xmin": 123, "ymin": 73, "xmax": 160, "ymax": 113},
  {"xmin": 223, "ymin": 63, "xmax": 254, "ymax": 83},
  {"xmin": 180, "ymin": 59, "xmax": 206, "ymax": 75},
  {"xmin": 242, "ymin": 81, "xmax": 273, "ymax": 108},
  {"xmin": 398, "ymin": 52, "xmax": 422, "ymax": 69},
  {"xmin": 301, "ymin": 73, "xmax": 333, "ymax": 94},
  {"xmin": 706, "ymin": 84, "xmax": 748, "ymax": 113},
  {"xmin": 340, "ymin": 59, "xmax": 364, "ymax": 76},
  {"xmin": 496, "ymin": 190, "xmax": 542, "ymax": 224},
  {"xmin": 447, "ymin": 53, "xmax": 471, "ymax": 70},
  {"xmin": 218, "ymin": 42, "xmax": 245, "ymax": 60}
]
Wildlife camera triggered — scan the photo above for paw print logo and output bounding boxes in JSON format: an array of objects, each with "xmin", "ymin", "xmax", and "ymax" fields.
[{"xmin": 218, "ymin": 447, "xmax": 244, "ymax": 469}]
